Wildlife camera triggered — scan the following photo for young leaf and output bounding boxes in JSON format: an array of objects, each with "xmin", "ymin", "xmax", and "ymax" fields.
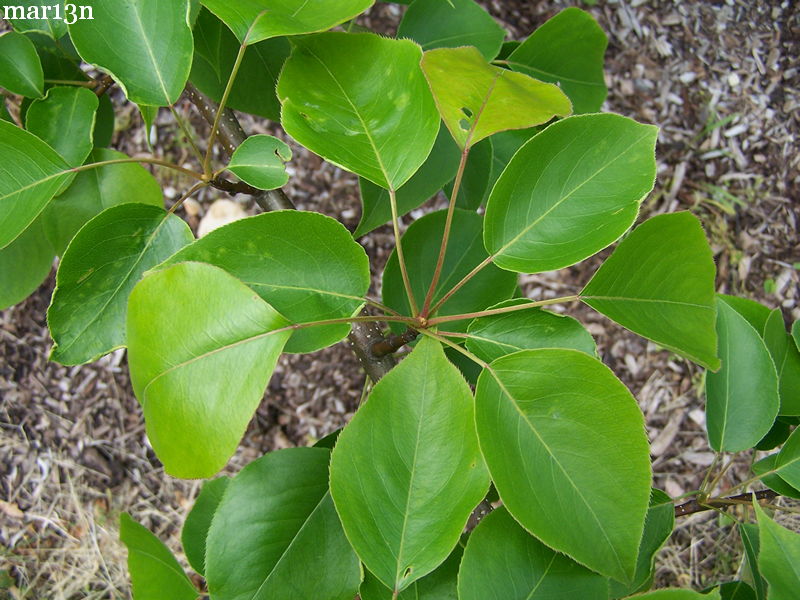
[
  {"xmin": 458, "ymin": 507, "xmax": 609, "ymax": 600},
  {"xmin": 201, "ymin": 0, "xmax": 374, "ymax": 45},
  {"xmin": 181, "ymin": 476, "xmax": 230, "ymax": 576},
  {"xmin": 360, "ymin": 544, "xmax": 462, "ymax": 600},
  {"xmin": 6, "ymin": 1, "xmax": 67, "ymax": 39},
  {"xmin": 763, "ymin": 308, "xmax": 800, "ymax": 415},
  {"xmin": 68, "ymin": 0, "xmax": 194, "ymax": 106},
  {"xmin": 466, "ymin": 299, "xmax": 597, "ymax": 363},
  {"xmin": 398, "ymin": 0, "xmax": 506, "ymax": 60},
  {"xmin": 774, "ymin": 426, "xmax": 800, "ymax": 490},
  {"xmin": 119, "ymin": 513, "xmax": 198, "ymax": 600},
  {"xmin": 48, "ymin": 204, "xmax": 193, "ymax": 365},
  {"xmin": 226, "ymin": 135, "xmax": 291, "ymax": 190},
  {"xmin": 25, "ymin": 86, "xmax": 98, "ymax": 167},
  {"xmin": 717, "ymin": 294, "xmax": 772, "ymax": 334},
  {"xmin": 158, "ymin": 211, "xmax": 370, "ymax": 353},
  {"xmin": 484, "ymin": 113, "xmax": 658, "ymax": 274},
  {"xmin": 705, "ymin": 299, "xmax": 779, "ymax": 452},
  {"xmin": 330, "ymin": 336, "xmax": 490, "ymax": 592},
  {"xmin": 205, "ymin": 448, "xmax": 360, "ymax": 600},
  {"xmin": 278, "ymin": 32, "xmax": 439, "ymax": 190},
  {"xmin": 507, "ymin": 7, "xmax": 608, "ymax": 113},
  {"xmin": 581, "ymin": 212, "xmax": 720, "ymax": 371},
  {"xmin": 754, "ymin": 502, "xmax": 800, "ymax": 599},
  {"xmin": 0, "ymin": 31, "xmax": 44, "ymax": 98},
  {"xmin": 626, "ymin": 590, "xmax": 721, "ymax": 599},
  {"xmin": 0, "ymin": 217, "xmax": 54, "ymax": 310},
  {"xmin": 126, "ymin": 262, "xmax": 292, "ymax": 478},
  {"xmin": 420, "ymin": 45, "xmax": 571, "ymax": 149},
  {"xmin": 475, "ymin": 349, "xmax": 652, "ymax": 583}
]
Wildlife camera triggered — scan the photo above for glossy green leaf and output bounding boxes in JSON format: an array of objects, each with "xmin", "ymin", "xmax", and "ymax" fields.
[
  {"xmin": 382, "ymin": 209, "xmax": 517, "ymax": 333},
  {"xmin": 398, "ymin": 0, "xmax": 505, "ymax": 60},
  {"xmin": 200, "ymin": 0, "xmax": 374, "ymax": 44},
  {"xmin": 360, "ymin": 545, "xmax": 462, "ymax": 600},
  {"xmin": 181, "ymin": 476, "xmax": 230, "ymax": 576},
  {"xmin": 754, "ymin": 502, "xmax": 800, "ymax": 600},
  {"xmin": 714, "ymin": 582, "xmax": 756, "ymax": 600},
  {"xmin": 0, "ymin": 31, "xmax": 44, "ymax": 97},
  {"xmin": 581, "ymin": 212, "xmax": 720, "ymax": 370},
  {"xmin": 226, "ymin": 134, "xmax": 291, "ymax": 190},
  {"xmin": 458, "ymin": 507, "xmax": 609, "ymax": 600},
  {"xmin": 278, "ymin": 32, "xmax": 439, "ymax": 190},
  {"xmin": 159, "ymin": 211, "xmax": 369, "ymax": 353},
  {"xmin": 48, "ymin": 204, "xmax": 193, "ymax": 365},
  {"xmin": 420, "ymin": 45, "xmax": 571, "ymax": 149},
  {"xmin": 755, "ymin": 419, "xmax": 792, "ymax": 451},
  {"xmin": 752, "ymin": 455, "xmax": 800, "ymax": 501},
  {"xmin": 127, "ymin": 262, "xmax": 292, "ymax": 478},
  {"xmin": 119, "ymin": 513, "xmax": 198, "ymax": 600},
  {"xmin": 475, "ymin": 349, "xmax": 652, "ymax": 582},
  {"xmin": 355, "ymin": 126, "xmax": 460, "ymax": 237},
  {"xmin": 774, "ymin": 427, "xmax": 800, "ymax": 490},
  {"xmin": 627, "ymin": 590, "xmax": 721, "ymax": 600},
  {"xmin": 507, "ymin": 7, "xmax": 607, "ymax": 113},
  {"xmin": 0, "ymin": 217, "xmax": 54, "ymax": 310},
  {"xmin": 69, "ymin": 0, "xmax": 194, "ymax": 106},
  {"xmin": 717, "ymin": 295, "xmax": 772, "ymax": 334},
  {"xmin": 93, "ymin": 94, "xmax": 115, "ymax": 147},
  {"xmin": 0, "ymin": 100, "xmax": 11, "ymax": 122},
  {"xmin": 330, "ymin": 337, "xmax": 489, "ymax": 592},
  {"xmin": 705, "ymin": 299, "xmax": 779, "ymax": 452},
  {"xmin": 485, "ymin": 113, "xmax": 657, "ymax": 274},
  {"xmin": 466, "ymin": 299, "xmax": 597, "ymax": 363},
  {"xmin": 0, "ymin": 119, "xmax": 71, "ymax": 249},
  {"xmin": 6, "ymin": 1, "xmax": 67, "ymax": 39},
  {"xmin": 764, "ymin": 309, "xmax": 800, "ymax": 415},
  {"xmin": 206, "ymin": 448, "xmax": 360, "ymax": 600},
  {"xmin": 25, "ymin": 86, "xmax": 98, "ymax": 166}
]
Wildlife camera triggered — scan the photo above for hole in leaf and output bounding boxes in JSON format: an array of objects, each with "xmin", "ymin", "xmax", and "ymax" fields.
[
  {"xmin": 461, "ymin": 106, "xmax": 473, "ymax": 118},
  {"xmin": 403, "ymin": 566, "xmax": 413, "ymax": 578}
]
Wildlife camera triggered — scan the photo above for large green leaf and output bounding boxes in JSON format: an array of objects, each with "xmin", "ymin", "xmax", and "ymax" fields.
[
  {"xmin": 360, "ymin": 545, "xmax": 462, "ymax": 600},
  {"xmin": 25, "ymin": 86, "xmax": 98, "ymax": 167},
  {"xmin": 181, "ymin": 476, "xmax": 230, "ymax": 576},
  {"xmin": 159, "ymin": 211, "xmax": 369, "ymax": 353},
  {"xmin": 0, "ymin": 217, "xmax": 54, "ymax": 310},
  {"xmin": 278, "ymin": 32, "xmax": 439, "ymax": 190},
  {"xmin": 774, "ymin": 427, "xmax": 800, "ymax": 490},
  {"xmin": 119, "ymin": 513, "xmax": 198, "ymax": 600},
  {"xmin": 705, "ymin": 299, "xmax": 779, "ymax": 452},
  {"xmin": 484, "ymin": 113, "xmax": 657, "ymax": 274},
  {"xmin": 458, "ymin": 507, "xmax": 609, "ymax": 600},
  {"xmin": 206, "ymin": 448, "xmax": 360, "ymax": 600},
  {"xmin": 420, "ymin": 45, "xmax": 571, "ymax": 149},
  {"xmin": 475, "ymin": 349, "xmax": 652, "ymax": 582},
  {"xmin": 48, "ymin": 204, "xmax": 193, "ymax": 365},
  {"xmin": 0, "ymin": 31, "xmax": 44, "ymax": 97},
  {"xmin": 330, "ymin": 337, "xmax": 489, "ymax": 592},
  {"xmin": 382, "ymin": 209, "xmax": 517, "ymax": 333},
  {"xmin": 581, "ymin": 212, "xmax": 719, "ymax": 370},
  {"xmin": 754, "ymin": 502, "xmax": 800, "ymax": 599},
  {"xmin": 398, "ymin": 0, "xmax": 505, "ymax": 60},
  {"xmin": 226, "ymin": 134, "xmax": 291, "ymax": 190},
  {"xmin": 6, "ymin": 1, "xmax": 67, "ymax": 39},
  {"xmin": 69, "ymin": 0, "xmax": 194, "ymax": 106},
  {"xmin": 466, "ymin": 299, "xmax": 597, "ymax": 363},
  {"xmin": 506, "ymin": 7, "xmax": 607, "ymax": 114},
  {"xmin": 714, "ymin": 582, "xmax": 757, "ymax": 600},
  {"xmin": 717, "ymin": 294, "xmax": 772, "ymax": 334},
  {"xmin": 200, "ymin": 0, "xmax": 374, "ymax": 44},
  {"xmin": 127, "ymin": 262, "xmax": 292, "ymax": 478},
  {"xmin": 627, "ymin": 590, "xmax": 721, "ymax": 600},
  {"xmin": 763, "ymin": 308, "xmax": 800, "ymax": 415},
  {"xmin": 0, "ymin": 119, "xmax": 71, "ymax": 249}
]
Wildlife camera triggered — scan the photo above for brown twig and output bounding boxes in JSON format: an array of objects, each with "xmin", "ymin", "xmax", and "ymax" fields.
[
  {"xmin": 371, "ymin": 327, "xmax": 418, "ymax": 357},
  {"xmin": 92, "ymin": 74, "xmax": 115, "ymax": 97},
  {"xmin": 674, "ymin": 489, "xmax": 779, "ymax": 517}
]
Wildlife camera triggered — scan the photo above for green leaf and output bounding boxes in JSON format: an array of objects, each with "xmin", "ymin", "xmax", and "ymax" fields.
[
  {"xmin": 48, "ymin": 204, "xmax": 193, "ymax": 365},
  {"xmin": 382, "ymin": 209, "xmax": 517, "ymax": 333},
  {"xmin": 6, "ymin": 1, "xmax": 68, "ymax": 39},
  {"xmin": 485, "ymin": 113, "xmax": 658, "ymax": 274},
  {"xmin": 398, "ymin": 0, "xmax": 505, "ymax": 60},
  {"xmin": 793, "ymin": 320, "xmax": 800, "ymax": 351},
  {"xmin": 774, "ymin": 427, "xmax": 800, "ymax": 490},
  {"xmin": 278, "ymin": 32, "xmax": 439, "ymax": 190},
  {"xmin": 0, "ymin": 100, "xmax": 12, "ymax": 122},
  {"xmin": 466, "ymin": 299, "xmax": 597, "ymax": 363},
  {"xmin": 181, "ymin": 476, "xmax": 230, "ymax": 576},
  {"xmin": 738, "ymin": 523, "xmax": 765, "ymax": 600},
  {"xmin": 360, "ymin": 544, "xmax": 462, "ymax": 600},
  {"xmin": 206, "ymin": 448, "xmax": 360, "ymax": 600},
  {"xmin": 458, "ymin": 507, "xmax": 609, "ymax": 600},
  {"xmin": 69, "ymin": 0, "xmax": 194, "ymax": 106},
  {"xmin": 0, "ymin": 31, "xmax": 44, "ymax": 97},
  {"xmin": 754, "ymin": 502, "xmax": 800, "ymax": 599},
  {"xmin": 475, "ymin": 349, "xmax": 652, "ymax": 582},
  {"xmin": 420, "ymin": 45, "xmax": 571, "ymax": 149},
  {"xmin": 0, "ymin": 119, "xmax": 71, "ymax": 249},
  {"xmin": 705, "ymin": 299, "xmax": 779, "ymax": 452},
  {"xmin": 226, "ymin": 134, "xmax": 291, "ymax": 190},
  {"xmin": 581, "ymin": 212, "xmax": 720, "ymax": 370},
  {"xmin": 355, "ymin": 125, "xmax": 460, "ymax": 237},
  {"xmin": 507, "ymin": 7, "xmax": 607, "ymax": 113},
  {"xmin": 0, "ymin": 217, "xmax": 54, "ymax": 310},
  {"xmin": 158, "ymin": 211, "xmax": 370, "ymax": 353},
  {"xmin": 119, "ymin": 513, "xmax": 198, "ymax": 600},
  {"xmin": 127, "ymin": 262, "xmax": 292, "ymax": 478},
  {"xmin": 330, "ymin": 337, "xmax": 489, "ymax": 592},
  {"xmin": 714, "ymin": 582, "xmax": 757, "ymax": 600},
  {"xmin": 25, "ymin": 86, "xmax": 98, "ymax": 167},
  {"xmin": 717, "ymin": 294, "xmax": 772, "ymax": 334},
  {"xmin": 41, "ymin": 148, "xmax": 163, "ymax": 255},
  {"xmin": 752, "ymin": 455, "xmax": 800, "ymax": 501},
  {"xmin": 201, "ymin": 0, "xmax": 374, "ymax": 44},
  {"xmin": 626, "ymin": 590, "xmax": 721, "ymax": 600},
  {"xmin": 94, "ymin": 94, "xmax": 115, "ymax": 147},
  {"xmin": 755, "ymin": 419, "xmax": 792, "ymax": 451},
  {"xmin": 763, "ymin": 308, "xmax": 800, "ymax": 415}
]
